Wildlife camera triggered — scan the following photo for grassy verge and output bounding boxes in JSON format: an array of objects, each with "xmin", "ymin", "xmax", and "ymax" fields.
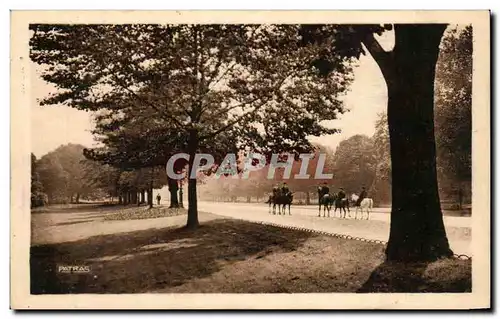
[
  {"xmin": 30, "ymin": 212, "xmax": 471, "ymax": 294},
  {"xmin": 103, "ymin": 206, "xmax": 187, "ymax": 221}
]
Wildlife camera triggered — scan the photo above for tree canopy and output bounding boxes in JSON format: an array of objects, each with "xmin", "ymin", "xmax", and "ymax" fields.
[{"xmin": 30, "ymin": 24, "xmax": 358, "ymax": 227}]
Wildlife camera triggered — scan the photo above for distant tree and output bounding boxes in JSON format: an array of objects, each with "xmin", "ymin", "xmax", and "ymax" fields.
[
  {"xmin": 332, "ymin": 134, "xmax": 377, "ymax": 196},
  {"xmin": 31, "ymin": 153, "xmax": 47, "ymax": 207},
  {"xmin": 434, "ymin": 26, "xmax": 472, "ymax": 209},
  {"xmin": 370, "ymin": 112, "xmax": 391, "ymax": 204},
  {"xmin": 36, "ymin": 144, "xmax": 114, "ymax": 203}
]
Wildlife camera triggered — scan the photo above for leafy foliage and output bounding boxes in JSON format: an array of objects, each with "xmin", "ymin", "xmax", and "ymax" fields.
[
  {"xmin": 30, "ymin": 24, "xmax": 358, "ymax": 225},
  {"xmin": 332, "ymin": 135, "xmax": 377, "ymax": 195},
  {"xmin": 434, "ymin": 26, "xmax": 472, "ymax": 201},
  {"xmin": 31, "ymin": 153, "xmax": 47, "ymax": 207},
  {"xmin": 35, "ymin": 144, "xmax": 111, "ymax": 203},
  {"xmin": 30, "ymin": 24, "xmax": 354, "ymax": 159}
]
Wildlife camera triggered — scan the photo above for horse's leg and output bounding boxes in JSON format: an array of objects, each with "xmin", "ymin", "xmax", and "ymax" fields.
[{"xmin": 318, "ymin": 203, "xmax": 321, "ymax": 217}]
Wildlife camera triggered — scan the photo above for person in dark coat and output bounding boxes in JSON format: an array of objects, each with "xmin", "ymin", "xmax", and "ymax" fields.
[
  {"xmin": 356, "ymin": 187, "xmax": 367, "ymax": 206},
  {"xmin": 272, "ymin": 184, "xmax": 279, "ymax": 196},
  {"xmin": 318, "ymin": 182, "xmax": 330, "ymax": 200},
  {"xmin": 156, "ymin": 193, "xmax": 161, "ymax": 205},
  {"xmin": 337, "ymin": 187, "xmax": 346, "ymax": 200},
  {"xmin": 281, "ymin": 182, "xmax": 290, "ymax": 195}
]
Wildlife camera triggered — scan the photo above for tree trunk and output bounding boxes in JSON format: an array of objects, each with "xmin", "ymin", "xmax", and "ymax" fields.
[
  {"xmin": 246, "ymin": 196, "xmax": 251, "ymax": 203},
  {"xmin": 148, "ymin": 167, "xmax": 154, "ymax": 209},
  {"xmin": 141, "ymin": 190, "xmax": 146, "ymax": 204},
  {"xmin": 458, "ymin": 182, "xmax": 464, "ymax": 211},
  {"xmin": 305, "ymin": 192, "xmax": 310, "ymax": 205},
  {"xmin": 168, "ymin": 177, "xmax": 180, "ymax": 208},
  {"xmin": 75, "ymin": 193, "xmax": 80, "ymax": 204},
  {"xmin": 148, "ymin": 188, "xmax": 153, "ymax": 209},
  {"xmin": 131, "ymin": 190, "xmax": 137, "ymax": 205},
  {"xmin": 378, "ymin": 25, "xmax": 453, "ymax": 261},
  {"xmin": 186, "ymin": 129, "xmax": 199, "ymax": 229}
]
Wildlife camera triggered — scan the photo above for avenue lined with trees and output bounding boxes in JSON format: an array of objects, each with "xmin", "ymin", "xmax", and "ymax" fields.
[{"xmin": 30, "ymin": 24, "xmax": 471, "ymax": 262}]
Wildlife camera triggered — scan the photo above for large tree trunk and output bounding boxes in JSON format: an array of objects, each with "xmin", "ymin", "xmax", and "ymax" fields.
[
  {"xmin": 141, "ymin": 190, "xmax": 146, "ymax": 204},
  {"xmin": 186, "ymin": 129, "xmax": 199, "ymax": 229},
  {"xmin": 168, "ymin": 177, "xmax": 180, "ymax": 208},
  {"xmin": 376, "ymin": 25, "xmax": 453, "ymax": 261}
]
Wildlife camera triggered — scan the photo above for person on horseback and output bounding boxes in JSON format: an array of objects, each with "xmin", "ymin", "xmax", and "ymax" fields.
[
  {"xmin": 281, "ymin": 182, "xmax": 290, "ymax": 196},
  {"xmin": 272, "ymin": 184, "xmax": 279, "ymax": 196},
  {"xmin": 318, "ymin": 182, "xmax": 330, "ymax": 199},
  {"xmin": 356, "ymin": 186, "xmax": 367, "ymax": 206},
  {"xmin": 337, "ymin": 187, "xmax": 346, "ymax": 200}
]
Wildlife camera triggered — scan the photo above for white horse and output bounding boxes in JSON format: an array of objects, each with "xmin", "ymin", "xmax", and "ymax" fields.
[{"xmin": 350, "ymin": 194, "xmax": 373, "ymax": 220}]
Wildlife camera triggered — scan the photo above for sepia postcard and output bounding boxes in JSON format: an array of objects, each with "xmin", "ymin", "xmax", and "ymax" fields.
[{"xmin": 10, "ymin": 10, "xmax": 490, "ymax": 310}]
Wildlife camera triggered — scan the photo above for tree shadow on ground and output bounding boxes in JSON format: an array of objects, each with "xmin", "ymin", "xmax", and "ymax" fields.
[
  {"xmin": 31, "ymin": 218, "xmax": 314, "ymax": 294},
  {"xmin": 55, "ymin": 220, "xmax": 94, "ymax": 226},
  {"xmin": 357, "ymin": 258, "xmax": 472, "ymax": 293}
]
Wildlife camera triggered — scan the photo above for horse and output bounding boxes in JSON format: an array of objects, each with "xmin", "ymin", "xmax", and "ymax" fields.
[
  {"xmin": 318, "ymin": 193, "xmax": 335, "ymax": 217},
  {"xmin": 267, "ymin": 191, "xmax": 293, "ymax": 215},
  {"xmin": 350, "ymin": 193, "xmax": 373, "ymax": 220},
  {"xmin": 333, "ymin": 194, "xmax": 350, "ymax": 218}
]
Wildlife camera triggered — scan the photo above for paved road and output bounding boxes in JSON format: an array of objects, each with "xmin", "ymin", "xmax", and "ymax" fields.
[{"xmin": 198, "ymin": 201, "xmax": 472, "ymax": 257}]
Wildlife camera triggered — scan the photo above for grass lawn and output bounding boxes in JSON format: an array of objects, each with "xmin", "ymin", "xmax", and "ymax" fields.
[
  {"xmin": 30, "ymin": 212, "xmax": 471, "ymax": 294},
  {"xmin": 103, "ymin": 206, "xmax": 187, "ymax": 221}
]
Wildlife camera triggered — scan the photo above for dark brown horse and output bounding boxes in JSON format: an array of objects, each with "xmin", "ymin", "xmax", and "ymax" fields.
[
  {"xmin": 333, "ymin": 195, "xmax": 351, "ymax": 218},
  {"xmin": 267, "ymin": 191, "xmax": 293, "ymax": 215}
]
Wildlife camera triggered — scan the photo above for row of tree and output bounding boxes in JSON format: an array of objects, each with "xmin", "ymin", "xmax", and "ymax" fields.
[
  {"xmin": 30, "ymin": 23, "xmax": 472, "ymax": 261},
  {"xmin": 30, "ymin": 144, "xmax": 169, "ymax": 207}
]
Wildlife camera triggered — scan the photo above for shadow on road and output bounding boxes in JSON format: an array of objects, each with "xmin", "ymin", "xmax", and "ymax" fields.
[{"xmin": 30, "ymin": 218, "xmax": 314, "ymax": 294}]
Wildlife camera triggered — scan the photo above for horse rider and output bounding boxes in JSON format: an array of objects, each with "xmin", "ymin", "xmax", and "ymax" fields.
[
  {"xmin": 281, "ymin": 182, "xmax": 290, "ymax": 196},
  {"xmin": 337, "ymin": 187, "xmax": 346, "ymax": 201},
  {"xmin": 318, "ymin": 182, "xmax": 330, "ymax": 200},
  {"xmin": 272, "ymin": 184, "xmax": 280, "ymax": 197},
  {"xmin": 356, "ymin": 186, "xmax": 367, "ymax": 206}
]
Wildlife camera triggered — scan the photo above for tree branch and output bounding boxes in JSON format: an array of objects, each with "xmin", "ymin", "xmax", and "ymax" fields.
[
  {"xmin": 360, "ymin": 32, "xmax": 392, "ymax": 71},
  {"xmin": 112, "ymin": 75, "xmax": 185, "ymax": 129},
  {"xmin": 198, "ymin": 66, "xmax": 303, "ymax": 142}
]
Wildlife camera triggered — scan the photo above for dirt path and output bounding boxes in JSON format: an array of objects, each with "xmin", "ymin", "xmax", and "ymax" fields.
[{"xmin": 31, "ymin": 206, "xmax": 217, "ymax": 246}]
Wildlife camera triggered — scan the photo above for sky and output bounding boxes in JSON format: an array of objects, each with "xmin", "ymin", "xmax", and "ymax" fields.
[{"xmin": 30, "ymin": 31, "xmax": 394, "ymax": 158}]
